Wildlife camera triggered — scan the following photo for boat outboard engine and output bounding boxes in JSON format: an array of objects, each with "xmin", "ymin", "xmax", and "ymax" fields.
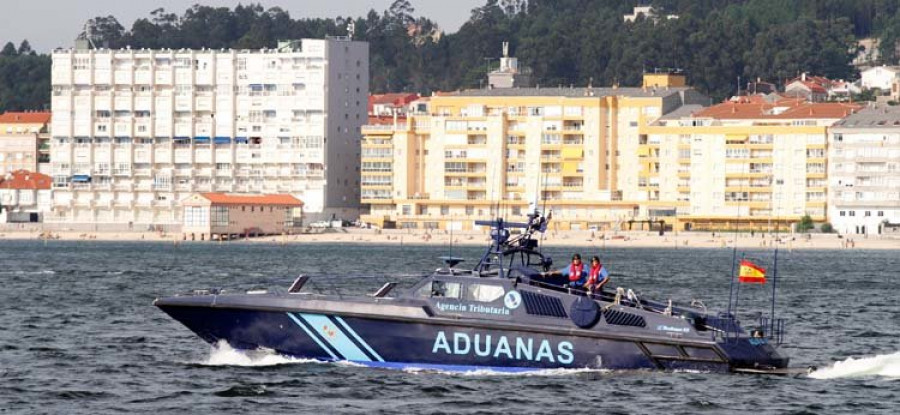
[{"xmin": 569, "ymin": 296, "xmax": 601, "ymax": 329}]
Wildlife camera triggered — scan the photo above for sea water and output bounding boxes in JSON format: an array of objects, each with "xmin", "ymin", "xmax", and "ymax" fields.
[{"xmin": 1, "ymin": 240, "xmax": 898, "ymax": 414}]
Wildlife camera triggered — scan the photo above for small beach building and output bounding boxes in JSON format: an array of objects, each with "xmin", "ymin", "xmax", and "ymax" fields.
[
  {"xmin": 181, "ymin": 193, "xmax": 304, "ymax": 240},
  {"xmin": 0, "ymin": 170, "xmax": 52, "ymax": 223}
]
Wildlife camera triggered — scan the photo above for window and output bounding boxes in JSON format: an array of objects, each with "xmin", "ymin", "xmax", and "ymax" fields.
[
  {"xmin": 153, "ymin": 175, "xmax": 172, "ymax": 190},
  {"xmin": 878, "ymin": 211, "xmax": 884, "ymax": 217},
  {"xmin": 430, "ymin": 281, "xmax": 461, "ymax": 298},
  {"xmin": 466, "ymin": 284, "xmax": 505, "ymax": 302},
  {"xmin": 441, "ymin": 205, "xmax": 449, "ymax": 215},
  {"xmin": 839, "ymin": 211, "xmax": 845, "ymax": 217},
  {"xmin": 211, "ymin": 206, "xmax": 229, "ymax": 227},
  {"xmin": 184, "ymin": 206, "xmax": 208, "ymax": 226}
]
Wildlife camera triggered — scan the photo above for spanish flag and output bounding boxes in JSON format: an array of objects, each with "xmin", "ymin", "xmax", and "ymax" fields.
[{"xmin": 738, "ymin": 260, "xmax": 766, "ymax": 284}]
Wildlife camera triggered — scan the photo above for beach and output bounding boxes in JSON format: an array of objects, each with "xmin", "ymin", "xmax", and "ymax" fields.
[{"xmin": 0, "ymin": 225, "xmax": 897, "ymax": 250}]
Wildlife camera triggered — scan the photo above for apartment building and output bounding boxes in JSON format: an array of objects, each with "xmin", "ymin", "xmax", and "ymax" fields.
[
  {"xmin": 642, "ymin": 97, "xmax": 861, "ymax": 231},
  {"xmin": 361, "ymin": 73, "xmax": 708, "ymax": 230},
  {"xmin": 828, "ymin": 106, "xmax": 900, "ymax": 235},
  {"xmin": 49, "ymin": 38, "xmax": 367, "ymax": 226},
  {"xmin": 0, "ymin": 111, "xmax": 51, "ymax": 175}
]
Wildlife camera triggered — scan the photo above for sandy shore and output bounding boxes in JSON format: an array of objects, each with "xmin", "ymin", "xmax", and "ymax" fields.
[{"xmin": 0, "ymin": 227, "xmax": 897, "ymax": 250}]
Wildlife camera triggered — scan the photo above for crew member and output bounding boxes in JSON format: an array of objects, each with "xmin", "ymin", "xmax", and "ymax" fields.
[
  {"xmin": 584, "ymin": 256, "xmax": 610, "ymax": 293},
  {"xmin": 541, "ymin": 253, "xmax": 588, "ymax": 287}
]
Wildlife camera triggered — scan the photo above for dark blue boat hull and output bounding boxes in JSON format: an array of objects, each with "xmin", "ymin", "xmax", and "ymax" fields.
[{"xmin": 159, "ymin": 304, "xmax": 733, "ymax": 372}]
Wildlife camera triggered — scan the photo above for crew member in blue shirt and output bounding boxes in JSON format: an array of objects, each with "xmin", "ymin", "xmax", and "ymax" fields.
[{"xmin": 540, "ymin": 253, "xmax": 588, "ymax": 287}]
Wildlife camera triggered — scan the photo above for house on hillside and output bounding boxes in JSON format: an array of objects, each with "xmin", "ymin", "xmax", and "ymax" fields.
[
  {"xmin": 785, "ymin": 74, "xmax": 859, "ymax": 102},
  {"xmin": 860, "ymin": 66, "xmax": 900, "ymax": 92},
  {"xmin": 623, "ymin": 5, "xmax": 678, "ymax": 23},
  {"xmin": 784, "ymin": 74, "xmax": 831, "ymax": 102}
]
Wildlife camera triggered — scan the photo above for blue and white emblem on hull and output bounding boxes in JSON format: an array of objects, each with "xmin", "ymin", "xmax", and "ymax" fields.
[
  {"xmin": 287, "ymin": 313, "xmax": 384, "ymax": 362},
  {"xmin": 504, "ymin": 290, "xmax": 522, "ymax": 310}
]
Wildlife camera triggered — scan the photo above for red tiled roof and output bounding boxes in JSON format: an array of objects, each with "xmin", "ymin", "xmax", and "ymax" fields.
[
  {"xmin": 787, "ymin": 80, "xmax": 827, "ymax": 93},
  {"xmin": 371, "ymin": 93, "xmax": 420, "ymax": 105},
  {"xmin": 0, "ymin": 170, "xmax": 51, "ymax": 190},
  {"xmin": 695, "ymin": 99, "xmax": 861, "ymax": 120},
  {"xmin": 367, "ymin": 115, "xmax": 406, "ymax": 125},
  {"xmin": 199, "ymin": 193, "xmax": 303, "ymax": 206},
  {"xmin": 0, "ymin": 112, "xmax": 51, "ymax": 124}
]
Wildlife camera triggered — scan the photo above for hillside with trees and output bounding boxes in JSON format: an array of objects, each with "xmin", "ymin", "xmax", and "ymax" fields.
[
  {"xmin": 4, "ymin": 0, "xmax": 900, "ymax": 112},
  {"xmin": 0, "ymin": 40, "xmax": 51, "ymax": 112}
]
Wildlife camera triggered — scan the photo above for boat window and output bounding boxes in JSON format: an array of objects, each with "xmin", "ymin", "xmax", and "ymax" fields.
[
  {"xmin": 430, "ymin": 281, "xmax": 461, "ymax": 299},
  {"xmin": 466, "ymin": 284, "xmax": 505, "ymax": 303}
]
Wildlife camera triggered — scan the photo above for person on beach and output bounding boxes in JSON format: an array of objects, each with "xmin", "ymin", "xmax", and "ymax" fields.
[
  {"xmin": 583, "ymin": 256, "xmax": 610, "ymax": 293},
  {"xmin": 540, "ymin": 253, "xmax": 588, "ymax": 287}
]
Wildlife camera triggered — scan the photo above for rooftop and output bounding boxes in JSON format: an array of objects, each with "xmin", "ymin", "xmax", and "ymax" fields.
[
  {"xmin": 0, "ymin": 170, "xmax": 51, "ymax": 190},
  {"xmin": 694, "ymin": 98, "xmax": 860, "ymax": 120},
  {"xmin": 0, "ymin": 111, "xmax": 51, "ymax": 124},
  {"xmin": 833, "ymin": 105, "xmax": 900, "ymax": 129},
  {"xmin": 198, "ymin": 193, "xmax": 304, "ymax": 206},
  {"xmin": 370, "ymin": 93, "xmax": 420, "ymax": 105},
  {"xmin": 445, "ymin": 86, "xmax": 691, "ymax": 99},
  {"xmin": 657, "ymin": 104, "xmax": 706, "ymax": 121}
]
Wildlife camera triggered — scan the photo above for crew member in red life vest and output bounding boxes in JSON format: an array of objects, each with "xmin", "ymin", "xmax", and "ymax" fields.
[
  {"xmin": 540, "ymin": 253, "xmax": 588, "ymax": 287},
  {"xmin": 583, "ymin": 256, "xmax": 610, "ymax": 293}
]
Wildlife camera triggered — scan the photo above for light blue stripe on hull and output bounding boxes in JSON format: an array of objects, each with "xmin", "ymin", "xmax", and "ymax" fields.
[
  {"xmin": 333, "ymin": 316, "xmax": 384, "ymax": 361},
  {"xmin": 299, "ymin": 313, "xmax": 373, "ymax": 362},
  {"xmin": 286, "ymin": 313, "xmax": 338, "ymax": 360}
]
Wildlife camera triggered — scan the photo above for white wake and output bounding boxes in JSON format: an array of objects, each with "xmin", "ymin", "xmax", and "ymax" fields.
[
  {"xmin": 198, "ymin": 340, "xmax": 315, "ymax": 367},
  {"xmin": 809, "ymin": 351, "xmax": 900, "ymax": 380}
]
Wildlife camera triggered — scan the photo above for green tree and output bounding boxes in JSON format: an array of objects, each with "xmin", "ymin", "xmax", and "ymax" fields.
[
  {"xmin": 1, "ymin": 42, "xmax": 16, "ymax": 57},
  {"xmin": 17, "ymin": 40, "xmax": 32, "ymax": 55},
  {"xmin": 797, "ymin": 215, "xmax": 814, "ymax": 232},
  {"xmin": 0, "ymin": 45, "xmax": 51, "ymax": 112},
  {"xmin": 80, "ymin": 15, "xmax": 126, "ymax": 48}
]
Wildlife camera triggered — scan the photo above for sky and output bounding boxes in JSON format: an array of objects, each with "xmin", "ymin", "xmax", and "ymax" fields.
[{"xmin": 1, "ymin": 0, "xmax": 486, "ymax": 52}]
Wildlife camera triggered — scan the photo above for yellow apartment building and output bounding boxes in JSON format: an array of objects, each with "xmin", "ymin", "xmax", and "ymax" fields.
[
  {"xmin": 361, "ymin": 73, "xmax": 708, "ymax": 230},
  {"xmin": 641, "ymin": 97, "xmax": 860, "ymax": 231}
]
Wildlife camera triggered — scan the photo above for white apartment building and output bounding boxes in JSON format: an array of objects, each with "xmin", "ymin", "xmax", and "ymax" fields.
[
  {"xmin": 828, "ymin": 106, "xmax": 900, "ymax": 235},
  {"xmin": 49, "ymin": 38, "xmax": 368, "ymax": 226}
]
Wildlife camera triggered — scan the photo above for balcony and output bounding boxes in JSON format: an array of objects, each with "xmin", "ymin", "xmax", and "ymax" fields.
[{"xmin": 362, "ymin": 123, "xmax": 404, "ymax": 131}]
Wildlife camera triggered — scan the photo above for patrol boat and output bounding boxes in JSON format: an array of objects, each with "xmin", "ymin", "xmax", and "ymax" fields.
[{"xmin": 155, "ymin": 213, "xmax": 792, "ymax": 373}]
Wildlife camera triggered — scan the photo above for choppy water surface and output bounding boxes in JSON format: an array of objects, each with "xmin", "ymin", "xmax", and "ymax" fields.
[{"xmin": 1, "ymin": 240, "xmax": 898, "ymax": 414}]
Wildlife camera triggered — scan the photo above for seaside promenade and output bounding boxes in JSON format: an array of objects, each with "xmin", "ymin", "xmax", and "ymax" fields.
[{"xmin": 0, "ymin": 224, "xmax": 896, "ymax": 250}]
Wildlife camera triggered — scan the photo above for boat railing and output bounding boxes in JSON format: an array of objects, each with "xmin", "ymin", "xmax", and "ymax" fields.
[
  {"xmin": 756, "ymin": 316, "xmax": 786, "ymax": 345},
  {"xmin": 705, "ymin": 315, "xmax": 743, "ymax": 341},
  {"xmin": 279, "ymin": 274, "xmax": 427, "ymax": 299},
  {"xmin": 525, "ymin": 279, "xmax": 661, "ymax": 312}
]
